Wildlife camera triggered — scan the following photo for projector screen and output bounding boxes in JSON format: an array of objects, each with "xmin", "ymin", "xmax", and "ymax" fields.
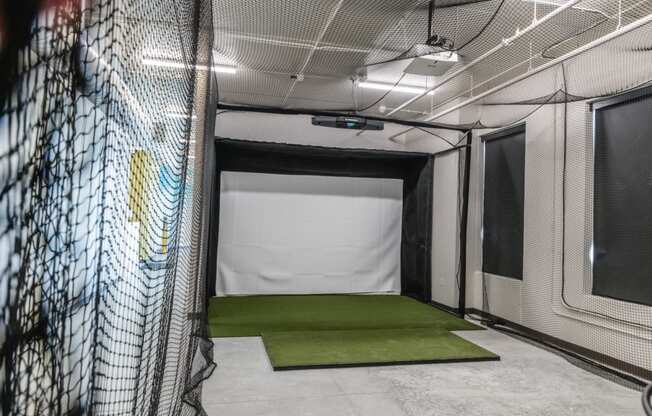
[{"xmin": 216, "ymin": 171, "xmax": 403, "ymax": 295}]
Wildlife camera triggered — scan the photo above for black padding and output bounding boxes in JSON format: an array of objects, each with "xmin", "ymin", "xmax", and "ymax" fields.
[
  {"xmin": 206, "ymin": 139, "xmax": 434, "ymax": 302},
  {"xmin": 482, "ymin": 125, "xmax": 525, "ymax": 280},
  {"xmin": 593, "ymin": 89, "xmax": 652, "ymax": 306}
]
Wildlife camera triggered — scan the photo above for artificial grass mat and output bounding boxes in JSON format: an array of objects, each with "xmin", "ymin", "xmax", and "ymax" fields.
[
  {"xmin": 262, "ymin": 328, "xmax": 499, "ymax": 370},
  {"xmin": 208, "ymin": 295, "xmax": 498, "ymax": 369},
  {"xmin": 208, "ymin": 294, "xmax": 482, "ymax": 337}
]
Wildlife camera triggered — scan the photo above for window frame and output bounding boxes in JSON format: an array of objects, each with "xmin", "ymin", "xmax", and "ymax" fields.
[
  {"xmin": 481, "ymin": 122, "xmax": 526, "ymax": 280},
  {"xmin": 590, "ymin": 85, "xmax": 652, "ymax": 306}
]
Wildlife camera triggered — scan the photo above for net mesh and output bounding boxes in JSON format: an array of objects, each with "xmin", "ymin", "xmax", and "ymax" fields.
[
  {"xmin": 3, "ymin": 0, "xmax": 652, "ymax": 413},
  {"xmin": 0, "ymin": 0, "xmax": 215, "ymax": 415},
  {"xmin": 214, "ymin": 0, "xmax": 652, "ymax": 390},
  {"xmin": 212, "ymin": 0, "xmax": 652, "ymax": 119},
  {"xmin": 444, "ymin": 10, "xmax": 652, "ymax": 386}
]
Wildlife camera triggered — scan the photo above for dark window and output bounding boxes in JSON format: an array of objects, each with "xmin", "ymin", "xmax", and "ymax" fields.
[
  {"xmin": 482, "ymin": 124, "xmax": 525, "ymax": 280},
  {"xmin": 592, "ymin": 86, "xmax": 652, "ymax": 306}
]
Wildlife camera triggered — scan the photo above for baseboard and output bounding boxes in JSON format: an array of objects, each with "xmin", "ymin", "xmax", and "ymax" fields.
[
  {"xmin": 429, "ymin": 300, "xmax": 462, "ymax": 317},
  {"xmin": 272, "ymin": 356, "xmax": 500, "ymax": 371},
  {"xmin": 466, "ymin": 308, "xmax": 652, "ymax": 386}
]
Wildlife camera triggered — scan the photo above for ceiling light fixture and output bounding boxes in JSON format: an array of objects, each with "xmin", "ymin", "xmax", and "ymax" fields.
[
  {"xmin": 522, "ymin": 0, "xmax": 566, "ymax": 6},
  {"xmin": 359, "ymin": 81, "xmax": 434, "ymax": 96},
  {"xmin": 420, "ymin": 51, "xmax": 459, "ymax": 62},
  {"xmin": 142, "ymin": 57, "xmax": 237, "ymax": 74},
  {"xmin": 166, "ymin": 112, "xmax": 197, "ymax": 120}
]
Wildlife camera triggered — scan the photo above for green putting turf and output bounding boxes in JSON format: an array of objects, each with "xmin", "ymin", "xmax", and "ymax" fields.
[
  {"xmin": 208, "ymin": 295, "xmax": 497, "ymax": 369},
  {"xmin": 208, "ymin": 294, "xmax": 482, "ymax": 337},
  {"xmin": 262, "ymin": 328, "xmax": 499, "ymax": 370}
]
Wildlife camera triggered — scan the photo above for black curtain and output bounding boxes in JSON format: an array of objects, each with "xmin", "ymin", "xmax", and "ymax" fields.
[{"xmin": 206, "ymin": 138, "xmax": 434, "ymax": 302}]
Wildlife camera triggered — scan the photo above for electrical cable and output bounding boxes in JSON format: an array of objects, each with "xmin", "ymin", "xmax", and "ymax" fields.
[
  {"xmin": 365, "ymin": 0, "xmax": 507, "ymax": 67},
  {"xmin": 443, "ymin": 0, "xmax": 507, "ymax": 52},
  {"xmin": 558, "ymin": 62, "xmax": 652, "ymax": 330},
  {"xmin": 413, "ymin": 125, "xmax": 457, "ymax": 147},
  {"xmin": 541, "ymin": 16, "xmax": 611, "ymax": 60}
]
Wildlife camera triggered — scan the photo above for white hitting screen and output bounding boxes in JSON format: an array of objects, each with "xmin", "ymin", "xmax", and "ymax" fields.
[{"xmin": 216, "ymin": 171, "xmax": 403, "ymax": 295}]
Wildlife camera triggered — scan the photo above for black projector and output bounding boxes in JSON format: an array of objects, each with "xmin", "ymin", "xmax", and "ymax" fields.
[{"xmin": 311, "ymin": 115, "xmax": 384, "ymax": 131}]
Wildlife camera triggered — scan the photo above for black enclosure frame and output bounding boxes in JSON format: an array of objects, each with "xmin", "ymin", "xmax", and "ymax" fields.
[{"xmin": 205, "ymin": 138, "xmax": 435, "ymax": 302}]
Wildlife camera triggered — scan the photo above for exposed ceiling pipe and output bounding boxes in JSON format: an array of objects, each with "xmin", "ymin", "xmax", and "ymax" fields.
[
  {"xmin": 412, "ymin": 0, "xmax": 649, "ymax": 118},
  {"xmin": 386, "ymin": 12, "xmax": 652, "ymax": 141},
  {"xmin": 385, "ymin": 0, "xmax": 583, "ymax": 117},
  {"xmin": 281, "ymin": 0, "xmax": 345, "ymax": 106}
]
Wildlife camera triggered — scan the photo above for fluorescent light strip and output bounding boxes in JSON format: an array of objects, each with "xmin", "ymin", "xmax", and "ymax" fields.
[
  {"xmin": 142, "ymin": 58, "xmax": 237, "ymax": 74},
  {"xmin": 166, "ymin": 113, "xmax": 197, "ymax": 120},
  {"xmin": 359, "ymin": 81, "xmax": 434, "ymax": 96}
]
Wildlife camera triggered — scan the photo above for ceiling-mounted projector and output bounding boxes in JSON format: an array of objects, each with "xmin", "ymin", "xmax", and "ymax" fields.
[{"xmin": 311, "ymin": 116, "xmax": 384, "ymax": 131}]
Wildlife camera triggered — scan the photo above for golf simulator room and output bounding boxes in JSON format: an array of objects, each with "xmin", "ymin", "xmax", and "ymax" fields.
[
  {"xmin": 2, "ymin": 0, "xmax": 652, "ymax": 415},
  {"xmin": 206, "ymin": 140, "xmax": 497, "ymax": 371}
]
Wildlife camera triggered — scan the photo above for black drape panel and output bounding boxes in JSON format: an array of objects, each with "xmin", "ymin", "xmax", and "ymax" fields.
[
  {"xmin": 482, "ymin": 125, "xmax": 525, "ymax": 280},
  {"xmin": 593, "ymin": 89, "xmax": 652, "ymax": 306},
  {"xmin": 206, "ymin": 138, "xmax": 433, "ymax": 302}
]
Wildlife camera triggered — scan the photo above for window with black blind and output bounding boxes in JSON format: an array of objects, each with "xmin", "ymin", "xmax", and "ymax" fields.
[
  {"xmin": 482, "ymin": 124, "xmax": 525, "ymax": 280},
  {"xmin": 592, "ymin": 86, "xmax": 652, "ymax": 306}
]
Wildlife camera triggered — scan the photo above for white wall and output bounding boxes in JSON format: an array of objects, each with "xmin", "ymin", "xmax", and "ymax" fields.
[
  {"xmin": 431, "ymin": 150, "xmax": 461, "ymax": 307},
  {"xmin": 464, "ymin": 102, "xmax": 652, "ymax": 372}
]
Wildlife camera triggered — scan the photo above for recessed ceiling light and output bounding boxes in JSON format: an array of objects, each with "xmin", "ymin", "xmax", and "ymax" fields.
[{"xmin": 166, "ymin": 112, "xmax": 197, "ymax": 120}]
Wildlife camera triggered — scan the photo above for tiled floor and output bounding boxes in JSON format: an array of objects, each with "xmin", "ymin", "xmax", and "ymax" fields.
[{"xmin": 202, "ymin": 329, "xmax": 642, "ymax": 415}]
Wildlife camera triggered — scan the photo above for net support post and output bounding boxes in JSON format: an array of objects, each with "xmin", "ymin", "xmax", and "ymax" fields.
[{"xmin": 457, "ymin": 132, "xmax": 472, "ymax": 317}]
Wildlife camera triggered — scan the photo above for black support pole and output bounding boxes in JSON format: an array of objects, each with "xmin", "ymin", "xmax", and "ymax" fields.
[
  {"xmin": 428, "ymin": 0, "xmax": 434, "ymax": 39},
  {"xmin": 458, "ymin": 132, "xmax": 472, "ymax": 317}
]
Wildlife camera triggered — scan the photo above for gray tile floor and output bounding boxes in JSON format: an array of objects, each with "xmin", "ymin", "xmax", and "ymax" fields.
[{"xmin": 202, "ymin": 329, "xmax": 643, "ymax": 415}]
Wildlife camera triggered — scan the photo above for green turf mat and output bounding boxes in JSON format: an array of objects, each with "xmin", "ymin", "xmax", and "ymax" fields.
[
  {"xmin": 262, "ymin": 328, "xmax": 499, "ymax": 370},
  {"xmin": 208, "ymin": 295, "xmax": 481, "ymax": 337}
]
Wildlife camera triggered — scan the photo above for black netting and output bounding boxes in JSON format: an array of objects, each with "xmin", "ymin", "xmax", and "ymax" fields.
[
  {"xmin": 450, "ymin": 16, "xmax": 652, "ymax": 388},
  {"xmin": 0, "ymin": 0, "xmax": 215, "ymax": 415},
  {"xmin": 3, "ymin": 0, "xmax": 652, "ymax": 413},
  {"xmin": 361, "ymin": 3, "xmax": 652, "ymax": 392}
]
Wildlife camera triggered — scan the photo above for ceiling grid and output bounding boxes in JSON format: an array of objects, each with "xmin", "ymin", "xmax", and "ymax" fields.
[{"xmin": 212, "ymin": 0, "xmax": 652, "ymax": 121}]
